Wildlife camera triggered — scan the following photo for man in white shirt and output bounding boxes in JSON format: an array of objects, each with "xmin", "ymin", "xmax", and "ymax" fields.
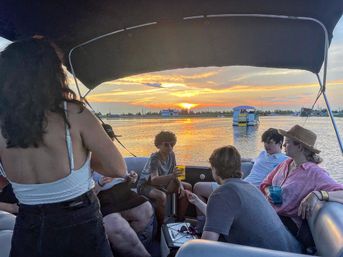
[{"xmin": 192, "ymin": 128, "xmax": 287, "ymax": 217}]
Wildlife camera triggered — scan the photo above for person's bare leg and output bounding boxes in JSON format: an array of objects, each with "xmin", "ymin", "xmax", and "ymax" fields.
[
  {"xmin": 177, "ymin": 182, "xmax": 192, "ymax": 220},
  {"xmin": 121, "ymin": 201, "xmax": 154, "ymax": 232},
  {"xmin": 103, "ymin": 213, "xmax": 151, "ymax": 257},
  {"xmin": 121, "ymin": 202, "xmax": 155, "ymax": 248},
  {"xmin": 147, "ymin": 188, "xmax": 166, "ymax": 227},
  {"xmin": 193, "ymin": 182, "xmax": 214, "ymax": 216}
]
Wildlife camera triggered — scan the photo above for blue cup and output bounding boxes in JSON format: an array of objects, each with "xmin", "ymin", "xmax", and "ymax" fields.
[{"xmin": 269, "ymin": 186, "xmax": 282, "ymax": 205}]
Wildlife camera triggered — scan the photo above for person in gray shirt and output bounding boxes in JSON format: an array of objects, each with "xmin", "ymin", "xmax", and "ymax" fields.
[
  {"xmin": 200, "ymin": 145, "xmax": 302, "ymax": 253},
  {"xmin": 137, "ymin": 131, "xmax": 192, "ymax": 226}
]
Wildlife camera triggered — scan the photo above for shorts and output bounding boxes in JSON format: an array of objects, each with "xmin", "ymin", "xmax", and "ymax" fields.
[
  {"xmin": 138, "ymin": 183, "xmax": 169, "ymax": 197},
  {"xmin": 10, "ymin": 190, "xmax": 113, "ymax": 257},
  {"xmin": 98, "ymin": 182, "xmax": 148, "ymax": 216}
]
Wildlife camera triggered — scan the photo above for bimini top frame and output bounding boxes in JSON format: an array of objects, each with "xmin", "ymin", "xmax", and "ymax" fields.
[{"xmin": 68, "ymin": 14, "xmax": 343, "ymax": 154}]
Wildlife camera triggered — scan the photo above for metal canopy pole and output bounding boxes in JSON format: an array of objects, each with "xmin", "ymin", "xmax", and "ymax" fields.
[
  {"xmin": 316, "ymin": 22, "xmax": 343, "ymax": 155},
  {"xmin": 322, "ymin": 91, "xmax": 343, "ymax": 154},
  {"xmin": 317, "ymin": 73, "xmax": 343, "ymax": 154},
  {"xmin": 68, "ymin": 14, "xmax": 343, "ymax": 154}
]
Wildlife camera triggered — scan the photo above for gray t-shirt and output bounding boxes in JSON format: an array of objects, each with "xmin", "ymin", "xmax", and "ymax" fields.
[
  {"xmin": 204, "ymin": 179, "xmax": 301, "ymax": 253},
  {"xmin": 137, "ymin": 151, "xmax": 176, "ymax": 188}
]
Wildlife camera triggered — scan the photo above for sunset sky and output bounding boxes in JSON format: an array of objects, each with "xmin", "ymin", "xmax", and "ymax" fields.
[{"xmin": 1, "ymin": 18, "xmax": 342, "ymax": 114}]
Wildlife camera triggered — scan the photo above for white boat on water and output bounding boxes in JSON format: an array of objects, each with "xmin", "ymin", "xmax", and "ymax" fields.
[
  {"xmin": 232, "ymin": 106, "xmax": 259, "ymax": 126},
  {"xmin": 1, "ymin": 1, "xmax": 343, "ymax": 257}
]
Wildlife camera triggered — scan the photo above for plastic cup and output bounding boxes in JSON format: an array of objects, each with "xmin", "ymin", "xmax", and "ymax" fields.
[
  {"xmin": 269, "ymin": 186, "xmax": 282, "ymax": 205},
  {"xmin": 175, "ymin": 165, "xmax": 186, "ymax": 181}
]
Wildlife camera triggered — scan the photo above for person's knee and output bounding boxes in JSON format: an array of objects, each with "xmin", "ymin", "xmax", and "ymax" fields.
[
  {"xmin": 103, "ymin": 213, "xmax": 127, "ymax": 235},
  {"xmin": 128, "ymin": 201, "xmax": 154, "ymax": 222},
  {"xmin": 182, "ymin": 182, "xmax": 192, "ymax": 191},
  {"xmin": 152, "ymin": 191, "xmax": 166, "ymax": 206},
  {"xmin": 141, "ymin": 201, "xmax": 154, "ymax": 219},
  {"xmin": 193, "ymin": 182, "xmax": 203, "ymax": 195}
]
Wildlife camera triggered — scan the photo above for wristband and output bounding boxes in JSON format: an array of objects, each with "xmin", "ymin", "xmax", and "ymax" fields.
[
  {"xmin": 97, "ymin": 180, "xmax": 105, "ymax": 187},
  {"xmin": 312, "ymin": 191, "xmax": 322, "ymax": 200},
  {"xmin": 320, "ymin": 190, "xmax": 329, "ymax": 201}
]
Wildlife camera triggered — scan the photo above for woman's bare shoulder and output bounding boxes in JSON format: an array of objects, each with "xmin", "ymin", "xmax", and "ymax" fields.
[
  {"xmin": 65, "ymin": 102, "xmax": 86, "ymax": 114},
  {"xmin": 66, "ymin": 103, "xmax": 100, "ymax": 129}
]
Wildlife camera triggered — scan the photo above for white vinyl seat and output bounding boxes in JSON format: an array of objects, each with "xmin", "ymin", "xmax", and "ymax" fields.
[
  {"xmin": 175, "ymin": 240, "xmax": 307, "ymax": 257},
  {"xmin": 0, "ymin": 230, "xmax": 12, "ymax": 257},
  {"xmin": 307, "ymin": 201, "xmax": 343, "ymax": 257},
  {"xmin": 0, "ymin": 211, "xmax": 15, "ymax": 257},
  {"xmin": 0, "ymin": 211, "xmax": 15, "ymax": 231}
]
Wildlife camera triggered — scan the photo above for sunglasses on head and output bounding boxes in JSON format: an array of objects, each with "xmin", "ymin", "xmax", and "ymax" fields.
[{"xmin": 163, "ymin": 142, "xmax": 175, "ymax": 148}]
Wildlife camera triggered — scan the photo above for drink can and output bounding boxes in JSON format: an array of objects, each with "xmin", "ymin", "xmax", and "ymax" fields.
[{"xmin": 175, "ymin": 165, "xmax": 186, "ymax": 181}]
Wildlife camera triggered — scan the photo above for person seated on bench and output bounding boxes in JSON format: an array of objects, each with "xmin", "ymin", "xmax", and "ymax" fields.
[
  {"xmin": 137, "ymin": 131, "xmax": 192, "ymax": 226},
  {"xmin": 191, "ymin": 128, "xmax": 287, "ymax": 225},
  {"xmin": 93, "ymin": 172, "xmax": 154, "ymax": 257},
  {"xmin": 192, "ymin": 145, "xmax": 301, "ymax": 253},
  {"xmin": 0, "ymin": 176, "xmax": 18, "ymax": 214},
  {"xmin": 260, "ymin": 125, "xmax": 343, "ymax": 250}
]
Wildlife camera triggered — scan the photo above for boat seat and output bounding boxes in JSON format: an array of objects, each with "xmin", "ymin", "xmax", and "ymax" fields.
[
  {"xmin": 0, "ymin": 211, "xmax": 16, "ymax": 230},
  {"xmin": 125, "ymin": 157, "xmax": 149, "ymax": 188},
  {"xmin": 175, "ymin": 240, "xmax": 308, "ymax": 257},
  {"xmin": 241, "ymin": 161, "xmax": 254, "ymax": 178},
  {"xmin": 307, "ymin": 201, "xmax": 343, "ymax": 257},
  {"xmin": 0, "ymin": 230, "xmax": 12, "ymax": 257},
  {"xmin": 0, "ymin": 211, "xmax": 15, "ymax": 257},
  {"xmin": 124, "ymin": 157, "xmax": 254, "ymax": 183},
  {"xmin": 124, "ymin": 157, "xmax": 253, "ymax": 218}
]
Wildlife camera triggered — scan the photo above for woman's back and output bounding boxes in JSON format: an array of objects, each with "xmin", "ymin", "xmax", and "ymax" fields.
[
  {"xmin": 0, "ymin": 37, "xmax": 125, "ymax": 257},
  {"xmin": 0, "ymin": 103, "xmax": 89, "ymax": 184}
]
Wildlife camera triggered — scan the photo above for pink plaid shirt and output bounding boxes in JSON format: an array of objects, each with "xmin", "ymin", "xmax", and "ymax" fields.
[{"xmin": 260, "ymin": 158, "xmax": 343, "ymax": 227}]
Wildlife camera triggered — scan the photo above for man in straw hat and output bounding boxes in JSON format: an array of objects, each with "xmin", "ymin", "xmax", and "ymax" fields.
[{"xmin": 260, "ymin": 124, "xmax": 343, "ymax": 249}]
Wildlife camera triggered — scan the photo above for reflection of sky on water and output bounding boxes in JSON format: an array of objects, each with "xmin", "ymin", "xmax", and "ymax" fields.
[
  {"xmin": 232, "ymin": 126, "xmax": 259, "ymax": 157},
  {"xmin": 108, "ymin": 116, "xmax": 343, "ymax": 182}
]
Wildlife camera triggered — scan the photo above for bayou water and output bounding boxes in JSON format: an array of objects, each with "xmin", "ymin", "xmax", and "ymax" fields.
[{"xmin": 106, "ymin": 116, "xmax": 343, "ymax": 182}]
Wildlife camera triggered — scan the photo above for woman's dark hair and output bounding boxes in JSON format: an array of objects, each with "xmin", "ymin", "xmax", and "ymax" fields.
[
  {"xmin": 0, "ymin": 37, "xmax": 84, "ymax": 148},
  {"xmin": 209, "ymin": 145, "xmax": 242, "ymax": 179},
  {"xmin": 154, "ymin": 131, "xmax": 177, "ymax": 147},
  {"xmin": 262, "ymin": 128, "xmax": 284, "ymax": 145}
]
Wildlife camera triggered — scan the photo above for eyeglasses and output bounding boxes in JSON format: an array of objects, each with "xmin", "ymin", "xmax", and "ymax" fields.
[{"xmin": 163, "ymin": 142, "xmax": 175, "ymax": 148}]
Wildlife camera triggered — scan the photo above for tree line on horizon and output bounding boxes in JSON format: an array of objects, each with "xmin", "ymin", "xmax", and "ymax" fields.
[{"xmin": 95, "ymin": 108, "xmax": 343, "ymax": 117}]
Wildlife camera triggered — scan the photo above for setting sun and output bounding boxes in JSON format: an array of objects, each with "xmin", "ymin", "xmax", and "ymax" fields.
[{"xmin": 178, "ymin": 103, "xmax": 198, "ymax": 111}]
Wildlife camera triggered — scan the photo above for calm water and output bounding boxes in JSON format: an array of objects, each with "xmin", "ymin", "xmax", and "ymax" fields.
[{"xmin": 106, "ymin": 116, "xmax": 343, "ymax": 183}]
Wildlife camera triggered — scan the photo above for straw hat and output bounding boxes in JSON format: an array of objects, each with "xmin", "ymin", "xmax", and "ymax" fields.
[{"xmin": 278, "ymin": 125, "xmax": 320, "ymax": 154}]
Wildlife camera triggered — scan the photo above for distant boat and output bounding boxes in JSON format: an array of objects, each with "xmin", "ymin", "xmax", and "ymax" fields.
[
  {"xmin": 232, "ymin": 106, "xmax": 259, "ymax": 126},
  {"xmin": 161, "ymin": 109, "xmax": 179, "ymax": 117}
]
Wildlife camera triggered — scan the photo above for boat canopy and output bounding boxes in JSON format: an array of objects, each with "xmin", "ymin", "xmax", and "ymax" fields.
[
  {"xmin": 233, "ymin": 106, "xmax": 256, "ymax": 111},
  {"xmin": 0, "ymin": 0, "xmax": 342, "ymax": 90},
  {"xmin": 1, "ymin": 0, "xmax": 343, "ymax": 153}
]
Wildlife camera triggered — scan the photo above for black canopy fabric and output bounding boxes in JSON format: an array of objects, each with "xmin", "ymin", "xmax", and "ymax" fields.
[{"xmin": 0, "ymin": 0, "xmax": 342, "ymax": 90}]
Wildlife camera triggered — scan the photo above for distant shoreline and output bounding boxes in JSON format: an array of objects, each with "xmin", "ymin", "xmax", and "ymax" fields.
[
  {"xmin": 100, "ymin": 114, "xmax": 343, "ymax": 120},
  {"xmin": 102, "ymin": 114, "xmax": 296, "ymax": 120}
]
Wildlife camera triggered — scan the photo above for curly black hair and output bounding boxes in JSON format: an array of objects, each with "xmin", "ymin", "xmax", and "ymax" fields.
[
  {"xmin": 154, "ymin": 131, "xmax": 177, "ymax": 147},
  {"xmin": 0, "ymin": 37, "xmax": 84, "ymax": 148}
]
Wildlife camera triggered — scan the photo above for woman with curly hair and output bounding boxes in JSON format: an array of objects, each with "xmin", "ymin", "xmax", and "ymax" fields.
[{"xmin": 0, "ymin": 37, "xmax": 126, "ymax": 257}]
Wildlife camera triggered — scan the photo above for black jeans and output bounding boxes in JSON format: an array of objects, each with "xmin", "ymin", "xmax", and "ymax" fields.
[
  {"xmin": 279, "ymin": 215, "xmax": 315, "ymax": 251},
  {"xmin": 10, "ymin": 190, "xmax": 113, "ymax": 257}
]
